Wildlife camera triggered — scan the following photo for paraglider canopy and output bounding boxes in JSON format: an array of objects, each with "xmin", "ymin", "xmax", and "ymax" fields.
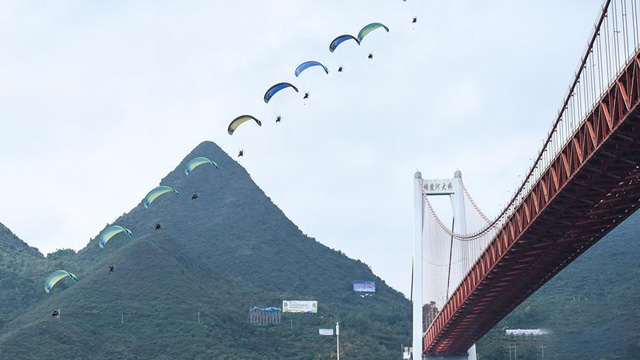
[
  {"xmin": 295, "ymin": 61, "xmax": 329, "ymax": 77},
  {"xmin": 329, "ymin": 35, "xmax": 360, "ymax": 52},
  {"xmin": 143, "ymin": 186, "xmax": 179, "ymax": 208},
  {"xmin": 228, "ymin": 115, "xmax": 261, "ymax": 135},
  {"xmin": 99, "ymin": 225, "xmax": 133, "ymax": 248},
  {"xmin": 44, "ymin": 270, "xmax": 77, "ymax": 293},
  {"xmin": 185, "ymin": 157, "xmax": 219, "ymax": 176},
  {"xmin": 357, "ymin": 23, "xmax": 390, "ymax": 43},
  {"xmin": 264, "ymin": 82, "xmax": 299, "ymax": 103}
]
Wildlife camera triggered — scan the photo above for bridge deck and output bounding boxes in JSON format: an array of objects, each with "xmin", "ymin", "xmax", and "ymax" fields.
[{"xmin": 424, "ymin": 50, "xmax": 640, "ymax": 355}]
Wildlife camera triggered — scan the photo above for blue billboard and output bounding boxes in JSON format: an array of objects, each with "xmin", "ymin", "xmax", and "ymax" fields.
[{"xmin": 352, "ymin": 281, "xmax": 376, "ymax": 293}]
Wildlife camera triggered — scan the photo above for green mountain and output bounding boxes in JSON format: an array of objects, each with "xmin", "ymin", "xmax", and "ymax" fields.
[
  {"xmin": 0, "ymin": 222, "xmax": 47, "ymax": 331},
  {"xmin": 0, "ymin": 141, "xmax": 410, "ymax": 360},
  {"xmin": 478, "ymin": 210, "xmax": 640, "ymax": 360}
]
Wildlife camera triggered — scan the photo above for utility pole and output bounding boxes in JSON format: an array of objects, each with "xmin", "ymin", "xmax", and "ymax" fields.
[
  {"xmin": 412, "ymin": 171, "xmax": 423, "ymax": 360},
  {"xmin": 336, "ymin": 322, "xmax": 340, "ymax": 360}
]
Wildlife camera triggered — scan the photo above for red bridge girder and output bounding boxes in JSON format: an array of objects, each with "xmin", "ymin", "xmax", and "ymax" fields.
[{"xmin": 424, "ymin": 51, "xmax": 640, "ymax": 356}]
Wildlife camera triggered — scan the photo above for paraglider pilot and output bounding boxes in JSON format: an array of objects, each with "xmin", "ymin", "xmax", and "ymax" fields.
[
  {"xmin": 155, "ymin": 223, "xmax": 161, "ymax": 231},
  {"xmin": 108, "ymin": 264, "xmax": 115, "ymax": 273}
]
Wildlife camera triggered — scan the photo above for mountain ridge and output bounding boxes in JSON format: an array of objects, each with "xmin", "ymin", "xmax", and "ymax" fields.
[{"xmin": 0, "ymin": 141, "xmax": 410, "ymax": 360}]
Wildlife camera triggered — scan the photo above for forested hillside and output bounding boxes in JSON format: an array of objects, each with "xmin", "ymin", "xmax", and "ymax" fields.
[{"xmin": 0, "ymin": 141, "xmax": 410, "ymax": 360}]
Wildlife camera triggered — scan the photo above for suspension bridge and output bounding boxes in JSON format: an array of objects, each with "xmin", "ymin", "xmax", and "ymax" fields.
[{"xmin": 412, "ymin": 1, "xmax": 640, "ymax": 358}]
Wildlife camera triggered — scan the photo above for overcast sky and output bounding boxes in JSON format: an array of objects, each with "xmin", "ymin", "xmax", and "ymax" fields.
[{"xmin": 0, "ymin": 0, "xmax": 603, "ymax": 297}]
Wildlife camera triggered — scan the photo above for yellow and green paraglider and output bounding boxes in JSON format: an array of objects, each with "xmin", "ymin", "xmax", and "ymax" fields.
[
  {"xmin": 99, "ymin": 225, "xmax": 133, "ymax": 248},
  {"xmin": 143, "ymin": 186, "xmax": 179, "ymax": 208},
  {"xmin": 185, "ymin": 157, "xmax": 219, "ymax": 175},
  {"xmin": 228, "ymin": 115, "xmax": 262, "ymax": 135},
  {"xmin": 44, "ymin": 270, "xmax": 77, "ymax": 293},
  {"xmin": 357, "ymin": 23, "xmax": 389, "ymax": 43}
]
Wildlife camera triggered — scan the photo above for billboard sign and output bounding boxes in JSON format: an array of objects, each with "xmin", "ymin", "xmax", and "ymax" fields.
[
  {"xmin": 353, "ymin": 281, "xmax": 376, "ymax": 293},
  {"xmin": 506, "ymin": 329, "xmax": 549, "ymax": 336},
  {"xmin": 282, "ymin": 300, "xmax": 318, "ymax": 314},
  {"xmin": 319, "ymin": 329, "xmax": 334, "ymax": 336},
  {"xmin": 423, "ymin": 179, "xmax": 455, "ymax": 195}
]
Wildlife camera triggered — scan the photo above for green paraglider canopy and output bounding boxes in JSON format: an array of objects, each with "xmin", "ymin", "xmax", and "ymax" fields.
[
  {"xmin": 99, "ymin": 225, "xmax": 133, "ymax": 248},
  {"xmin": 357, "ymin": 23, "xmax": 389, "ymax": 43},
  {"xmin": 143, "ymin": 186, "xmax": 179, "ymax": 208},
  {"xmin": 44, "ymin": 270, "xmax": 77, "ymax": 293},
  {"xmin": 185, "ymin": 157, "xmax": 219, "ymax": 175}
]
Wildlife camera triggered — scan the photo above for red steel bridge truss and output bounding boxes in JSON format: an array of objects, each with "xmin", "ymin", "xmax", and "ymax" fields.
[{"xmin": 423, "ymin": 0, "xmax": 640, "ymax": 355}]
